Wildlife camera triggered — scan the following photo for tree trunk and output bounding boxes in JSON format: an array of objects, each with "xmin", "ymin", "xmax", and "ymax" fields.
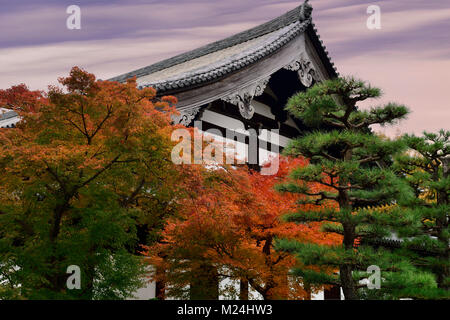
[
  {"xmin": 340, "ymin": 265, "xmax": 357, "ymax": 300},
  {"xmin": 239, "ymin": 278, "xmax": 249, "ymax": 300},
  {"xmin": 155, "ymin": 278, "xmax": 166, "ymax": 300},
  {"xmin": 304, "ymin": 282, "xmax": 312, "ymax": 300},
  {"xmin": 190, "ymin": 263, "xmax": 219, "ymax": 300}
]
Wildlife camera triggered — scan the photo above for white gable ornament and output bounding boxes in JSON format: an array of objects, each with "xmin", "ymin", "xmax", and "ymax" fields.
[
  {"xmin": 283, "ymin": 54, "xmax": 318, "ymax": 87},
  {"xmin": 221, "ymin": 76, "xmax": 271, "ymax": 120},
  {"xmin": 172, "ymin": 107, "xmax": 201, "ymax": 126}
]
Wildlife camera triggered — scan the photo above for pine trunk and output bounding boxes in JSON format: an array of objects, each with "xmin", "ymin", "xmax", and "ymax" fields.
[{"xmin": 339, "ymin": 265, "xmax": 357, "ymax": 300}]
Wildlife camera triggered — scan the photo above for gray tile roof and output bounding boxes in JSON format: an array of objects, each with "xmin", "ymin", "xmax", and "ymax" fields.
[
  {"xmin": 0, "ymin": 109, "xmax": 19, "ymax": 128},
  {"xmin": 108, "ymin": 1, "xmax": 338, "ymax": 94},
  {"xmin": 0, "ymin": 109, "xmax": 18, "ymax": 121}
]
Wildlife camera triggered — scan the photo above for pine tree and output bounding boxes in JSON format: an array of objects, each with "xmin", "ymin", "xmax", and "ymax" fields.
[
  {"xmin": 275, "ymin": 77, "xmax": 435, "ymax": 300},
  {"xmin": 391, "ymin": 130, "xmax": 450, "ymax": 297}
]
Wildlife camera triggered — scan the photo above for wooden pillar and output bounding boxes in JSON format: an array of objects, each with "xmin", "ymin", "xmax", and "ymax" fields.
[{"xmin": 246, "ymin": 123, "xmax": 261, "ymax": 172}]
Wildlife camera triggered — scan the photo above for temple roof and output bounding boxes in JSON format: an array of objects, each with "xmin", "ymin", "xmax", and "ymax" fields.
[
  {"xmin": 0, "ymin": 108, "xmax": 19, "ymax": 128},
  {"xmin": 1, "ymin": 2, "xmax": 338, "ymax": 129},
  {"xmin": 109, "ymin": 1, "xmax": 338, "ymax": 94}
]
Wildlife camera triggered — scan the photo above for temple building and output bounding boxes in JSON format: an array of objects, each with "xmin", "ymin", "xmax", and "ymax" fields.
[
  {"xmin": 109, "ymin": 1, "xmax": 341, "ymax": 300},
  {"xmin": 109, "ymin": 1, "xmax": 338, "ymax": 168},
  {"xmin": 3, "ymin": 2, "xmax": 338, "ymax": 168},
  {"xmin": 1, "ymin": 1, "xmax": 342, "ymax": 299}
]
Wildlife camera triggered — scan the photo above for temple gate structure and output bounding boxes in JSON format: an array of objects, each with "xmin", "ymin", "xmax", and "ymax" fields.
[{"xmin": 109, "ymin": 1, "xmax": 342, "ymax": 300}]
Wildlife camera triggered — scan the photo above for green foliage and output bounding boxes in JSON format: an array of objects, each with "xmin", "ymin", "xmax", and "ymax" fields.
[
  {"xmin": 0, "ymin": 68, "xmax": 179, "ymax": 299},
  {"xmin": 277, "ymin": 76, "xmax": 439, "ymax": 299},
  {"xmin": 285, "ymin": 77, "xmax": 408, "ymax": 130},
  {"xmin": 357, "ymin": 261, "xmax": 440, "ymax": 300},
  {"xmin": 390, "ymin": 130, "xmax": 450, "ymax": 295}
]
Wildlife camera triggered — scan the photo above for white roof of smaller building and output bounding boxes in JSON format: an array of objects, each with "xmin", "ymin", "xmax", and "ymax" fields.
[{"xmin": 0, "ymin": 108, "xmax": 20, "ymax": 128}]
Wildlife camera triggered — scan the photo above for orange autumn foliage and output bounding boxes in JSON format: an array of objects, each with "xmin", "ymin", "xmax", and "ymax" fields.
[
  {"xmin": 0, "ymin": 67, "xmax": 185, "ymax": 299},
  {"xmin": 144, "ymin": 152, "xmax": 341, "ymax": 300}
]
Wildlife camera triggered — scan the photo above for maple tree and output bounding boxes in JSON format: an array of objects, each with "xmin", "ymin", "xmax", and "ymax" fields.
[
  {"xmin": 0, "ymin": 67, "xmax": 180, "ymax": 299},
  {"xmin": 144, "ymin": 152, "xmax": 341, "ymax": 300}
]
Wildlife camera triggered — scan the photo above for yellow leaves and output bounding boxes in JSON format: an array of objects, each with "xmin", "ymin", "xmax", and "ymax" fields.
[
  {"xmin": 356, "ymin": 203, "xmax": 397, "ymax": 215},
  {"xmin": 0, "ymin": 65, "xmax": 178, "ymax": 190}
]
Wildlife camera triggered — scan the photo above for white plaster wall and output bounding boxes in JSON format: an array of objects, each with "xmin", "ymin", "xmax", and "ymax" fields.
[{"xmin": 131, "ymin": 279, "xmax": 156, "ymax": 300}]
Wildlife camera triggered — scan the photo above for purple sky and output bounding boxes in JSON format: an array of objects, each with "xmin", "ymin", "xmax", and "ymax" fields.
[{"xmin": 1, "ymin": 0, "xmax": 449, "ymax": 136}]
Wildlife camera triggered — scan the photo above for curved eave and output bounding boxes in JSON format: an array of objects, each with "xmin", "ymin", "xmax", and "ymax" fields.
[
  {"xmin": 108, "ymin": 2, "xmax": 313, "ymax": 84},
  {"xmin": 140, "ymin": 19, "xmax": 312, "ymax": 95},
  {"xmin": 0, "ymin": 109, "xmax": 20, "ymax": 128},
  {"xmin": 107, "ymin": 1, "xmax": 339, "ymax": 95},
  {"xmin": 307, "ymin": 22, "xmax": 338, "ymax": 79}
]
